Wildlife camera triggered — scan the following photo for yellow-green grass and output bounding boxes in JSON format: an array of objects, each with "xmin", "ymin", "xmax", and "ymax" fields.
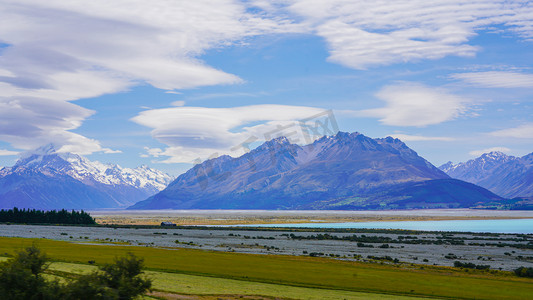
[
  {"xmin": 0, "ymin": 236, "xmax": 532, "ymax": 299},
  {"xmin": 3, "ymin": 258, "xmax": 416, "ymax": 299},
  {"xmin": 48, "ymin": 262, "xmax": 420, "ymax": 300}
]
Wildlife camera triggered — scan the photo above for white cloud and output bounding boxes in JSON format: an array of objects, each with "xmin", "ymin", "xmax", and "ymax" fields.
[
  {"xmin": 360, "ymin": 82, "xmax": 470, "ymax": 127},
  {"xmin": 132, "ymin": 104, "xmax": 329, "ymax": 163},
  {"xmin": 102, "ymin": 148, "xmax": 123, "ymax": 154},
  {"xmin": 144, "ymin": 146, "xmax": 234, "ymax": 164},
  {"xmin": 0, "ymin": 0, "xmax": 299, "ymax": 154},
  {"xmin": 57, "ymin": 142, "xmax": 121, "ymax": 156},
  {"xmin": 388, "ymin": 134, "xmax": 455, "ymax": 142},
  {"xmin": 286, "ymin": 0, "xmax": 533, "ymax": 69},
  {"xmin": 0, "ymin": 95, "xmax": 114, "ymax": 153},
  {"xmin": 469, "ymin": 147, "xmax": 511, "ymax": 156},
  {"xmin": 450, "ymin": 71, "xmax": 533, "ymax": 88},
  {"xmin": 1, "ymin": 0, "xmax": 532, "ymax": 155},
  {"xmin": 490, "ymin": 123, "xmax": 533, "ymax": 139},
  {"xmin": 171, "ymin": 101, "xmax": 186, "ymax": 107},
  {"xmin": 0, "ymin": 149, "xmax": 19, "ymax": 156},
  {"xmin": 317, "ymin": 19, "xmax": 477, "ymax": 69}
]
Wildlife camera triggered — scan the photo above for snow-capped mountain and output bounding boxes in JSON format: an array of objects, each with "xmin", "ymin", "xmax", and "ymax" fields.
[
  {"xmin": 0, "ymin": 144, "xmax": 173, "ymax": 209},
  {"xmin": 439, "ymin": 151, "xmax": 516, "ymax": 181},
  {"xmin": 130, "ymin": 132, "xmax": 502, "ymax": 210},
  {"xmin": 439, "ymin": 151, "xmax": 533, "ymax": 198}
]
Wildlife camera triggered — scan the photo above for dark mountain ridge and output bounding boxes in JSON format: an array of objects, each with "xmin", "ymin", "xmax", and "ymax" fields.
[{"xmin": 131, "ymin": 132, "xmax": 503, "ymax": 210}]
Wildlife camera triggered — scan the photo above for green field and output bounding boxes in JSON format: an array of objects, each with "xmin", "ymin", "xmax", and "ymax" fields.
[
  {"xmin": 46, "ymin": 262, "xmax": 419, "ymax": 299},
  {"xmin": 0, "ymin": 236, "xmax": 532, "ymax": 299}
]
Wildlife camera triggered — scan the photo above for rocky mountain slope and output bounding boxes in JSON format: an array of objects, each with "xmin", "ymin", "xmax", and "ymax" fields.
[{"xmin": 131, "ymin": 132, "xmax": 503, "ymax": 210}]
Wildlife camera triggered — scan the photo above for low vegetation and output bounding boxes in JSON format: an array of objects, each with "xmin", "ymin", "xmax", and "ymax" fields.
[
  {"xmin": 0, "ymin": 244, "xmax": 150, "ymax": 299},
  {"xmin": 514, "ymin": 266, "xmax": 533, "ymax": 278},
  {"xmin": 453, "ymin": 261, "xmax": 490, "ymax": 270},
  {"xmin": 0, "ymin": 236, "xmax": 532, "ymax": 299},
  {"xmin": 47, "ymin": 261, "xmax": 415, "ymax": 300},
  {"xmin": 282, "ymin": 232, "xmax": 533, "ymax": 250}
]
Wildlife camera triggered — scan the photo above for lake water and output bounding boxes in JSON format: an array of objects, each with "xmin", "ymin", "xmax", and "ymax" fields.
[{"xmin": 245, "ymin": 219, "xmax": 533, "ymax": 234}]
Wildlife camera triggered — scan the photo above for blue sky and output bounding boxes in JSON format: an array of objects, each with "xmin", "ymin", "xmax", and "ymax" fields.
[{"xmin": 0, "ymin": 0, "xmax": 532, "ymax": 175}]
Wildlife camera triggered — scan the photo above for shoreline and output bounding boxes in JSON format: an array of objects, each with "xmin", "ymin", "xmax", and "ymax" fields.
[{"xmin": 88, "ymin": 209, "xmax": 533, "ymax": 226}]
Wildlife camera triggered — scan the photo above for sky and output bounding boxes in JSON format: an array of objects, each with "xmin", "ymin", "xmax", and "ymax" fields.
[{"xmin": 0, "ymin": 0, "xmax": 532, "ymax": 176}]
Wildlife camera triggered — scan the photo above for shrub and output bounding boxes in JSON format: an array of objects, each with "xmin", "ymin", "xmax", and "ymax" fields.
[
  {"xmin": 0, "ymin": 245, "xmax": 151, "ymax": 300},
  {"xmin": 454, "ymin": 261, "xmax": 490, "ymax": 270},
  {"xmin": 444, "ymin": 253, "xmax": 458, "ymax": 259},
  {"xmin": 514, "ymin": 266, "xmax": 533, "ymax": 278},
  {"xmin": 0, "ymin": 245, "xmax": 61, "ymax": 300}
]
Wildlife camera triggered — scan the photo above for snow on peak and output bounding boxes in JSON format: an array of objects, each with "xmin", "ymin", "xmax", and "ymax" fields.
[
  {"xmin": 30, "ymin": 143, "xmax": 58, "ymax": 156},
  {"xmin": 438, "ymin": 161, "xmax": 456, "ymax": 172},
  {"xmin": 12, "ymin": 145, "xmax": 173, "ymax": 191},
  {"xmin": 63, "ymin": 156, "xmax": 173, "ymax": 190},
  {"xmin": 440, "ymin": 150, "xmax": 518, "ymax": 183},
  {"xmin": 481, "ymin": 151, "xmax": 508, "ymax": 160},
  {"xmin": 268, "ymin": 136, "xmax": 290, "ymax": 145},
  {"xmin": 17, "ymin": 143, "xmax": 59, "ymax": 162},
  {"xmin": 474, "ymin": 151, "xmax": 515, "ymax": 168}
]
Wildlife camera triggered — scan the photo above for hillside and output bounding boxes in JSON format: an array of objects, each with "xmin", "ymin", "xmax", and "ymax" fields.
[{"xmin": 131, "ymin": 132, "xmax": 503, "ymax": 210}]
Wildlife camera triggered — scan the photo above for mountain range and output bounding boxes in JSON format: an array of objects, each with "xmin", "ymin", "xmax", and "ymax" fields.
[
  {"xmin": 3, "ymin": 133, "xmax": 529, "ymax": 211},
  {"xmin": 439, "ymin": 151, "xmax": 533, "ymax": 199},
  {"xmin": 130, "ymin": 132, "xmax": 504, "ymax": 210},
  {"xmin": 0, "ymin": 144, "xmax": 173, "ymax": 209}
]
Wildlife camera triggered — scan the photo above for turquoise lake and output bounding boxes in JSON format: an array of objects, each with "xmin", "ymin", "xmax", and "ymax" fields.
[{"xmin": 246, "ymin": 218, "xmax": 533, "ymax": 234}]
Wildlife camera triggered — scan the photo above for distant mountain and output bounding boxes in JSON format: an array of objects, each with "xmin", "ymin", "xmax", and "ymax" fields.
[
  {"xmin": 130, "ymin": 132, "xmax": 503, "ymax": 210},
  {"xmin": 439, "ymin": 152, "xmax": 515, "ymax": 183},
  {"xmin": 439, "ymin": 151, "xmax": 533, "ymax": 198},
  {"xmin": 0, "ymin": 144, "xmax": 173, "ymax": 209}
]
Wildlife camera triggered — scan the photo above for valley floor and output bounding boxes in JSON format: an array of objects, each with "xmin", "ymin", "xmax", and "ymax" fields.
[
  {"xmin": 1, "ymin": 223, "xmax": 532, "ymax": 271},
  {"xmin": 0, "ymin": 235, "xmax": 532, "ymax": 299},
  {"xmin": 1, "ymin": 212, "xmax": 532, "ymax": 299}
]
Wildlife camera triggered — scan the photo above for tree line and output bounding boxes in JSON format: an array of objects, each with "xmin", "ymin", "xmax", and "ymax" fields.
[{"xmin": 0, "ymin": 207, "xmax": 96, "ymax": 225}]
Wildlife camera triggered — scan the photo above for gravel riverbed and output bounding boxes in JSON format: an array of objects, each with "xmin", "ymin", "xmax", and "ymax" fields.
[{"xmin": 1, "ymin": 224, "xmax": 532, "ymax": 271}]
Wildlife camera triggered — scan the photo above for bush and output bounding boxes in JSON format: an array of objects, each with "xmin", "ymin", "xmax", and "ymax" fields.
[
  {"xmin": 0, "ymin": 245, "xmax": 62, "ymax": 300},
  {"xmin": 454, "ymin": 261, "xmax": 490, "ymax": 270},
  {"xmin": 444, "ymin": 253, "xmax": 458, "ymax": 259},
  {"xmin": 0, "ymin": 245, "xmax": 151, "ymax": 300},
  {"xmin": 65, "ymin": 253, "xmax": 151, "ymax": 299},
  {"xmin": 514, "ymin": 266, "xmax": 533, "ymax": 278}
]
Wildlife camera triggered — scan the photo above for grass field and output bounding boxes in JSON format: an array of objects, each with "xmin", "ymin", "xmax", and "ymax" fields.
[
  {"xmin": 0, "ymin": 236, "xmax": 532, "ymax": 299},
  {"xmin": 47, "ymin": 262, "xmax": 420, "ymax": 299}
]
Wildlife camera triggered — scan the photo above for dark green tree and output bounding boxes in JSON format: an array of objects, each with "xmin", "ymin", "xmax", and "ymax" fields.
[
  {"xmin": 0, "ymin": 246, "xmax": 151, "ymax": 300},
  {"xmin": 65, "ymin": 253, "xmax": 152, "ymax": 300},
  {"xmin": 514, "ymin": 266, "xmax": 533, "ymax": 278},
  {"xmin": 63, "ymin": 273, "xmax": 116, "ymax": 300},
  {"xmin": 101, "ymin": 253, "xmax": 152, "ymax": 299},
  {"xmin": 0, "ymin": 208, "xmax": 96, "ymax": 225},
  {"xmin": 0, "ymin": 244, "xmax": 63, "ymax": 300}
]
